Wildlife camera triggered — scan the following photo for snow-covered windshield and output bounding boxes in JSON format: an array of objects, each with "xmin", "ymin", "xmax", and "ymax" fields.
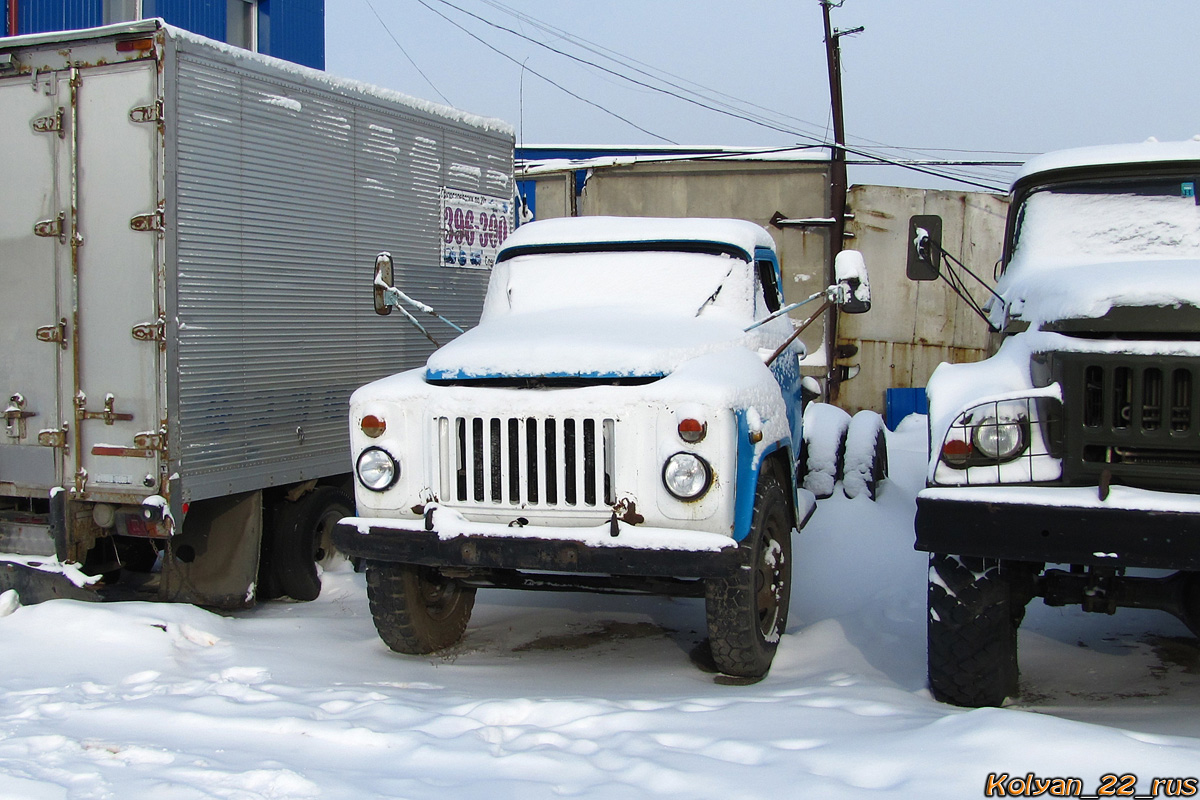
[
  {"xmin": 485, "ymin": 250, "xmax": 751, "ymax": 319},
  {"xmin": 1009, "ymin": 175, "xmax": 1200, "ymax": 270}
]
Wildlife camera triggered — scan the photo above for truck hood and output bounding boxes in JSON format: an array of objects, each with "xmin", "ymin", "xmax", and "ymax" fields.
[
  {"xmin": 425, "ymin": 308, "xmax": 750, "ymax": 380},
  {"xmin": 997, "ymin": 259, "xmax": 1200, "ymax": 333}
]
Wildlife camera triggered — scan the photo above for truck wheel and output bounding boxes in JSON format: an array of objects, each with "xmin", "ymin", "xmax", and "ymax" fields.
[
  {"xmin": 365, "ymin": 562, "xmax": 476, "ymax": 654},
  {"xmin": 269, "ymin": 486, "xmax": 354, "ymax": 602},
  {"xmin": 927, "ymin": 553, "xmax": 1019, "ymax": 707},
  {"xmin": 843, "ymin": 410, "xmax": 889, "ymax": 501},
  {"xmin": 705, "ymin": 467, "xmax": 792, "ymax": 678},
  {"xmin": 800, "ymin": 403, "xmax": 851, "ymax": 499}
]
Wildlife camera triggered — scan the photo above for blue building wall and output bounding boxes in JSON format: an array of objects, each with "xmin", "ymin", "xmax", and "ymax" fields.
[{"xmin": 4, "ymin": 0, "xmax": 324, "ymax": 69}]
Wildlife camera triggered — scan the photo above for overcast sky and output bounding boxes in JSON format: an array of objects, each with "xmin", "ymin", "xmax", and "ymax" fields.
[{"xmin": 325, "ymin": 0, "xmax": 1200, "ymax": 191}]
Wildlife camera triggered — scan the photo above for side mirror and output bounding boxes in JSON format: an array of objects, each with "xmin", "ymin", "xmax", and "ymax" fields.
[
  {"xmin": 834, "ymin": 250, "xmax": 871, "ymax": 314},
  {"xmin": 907, "ymin": 215, "xmax": 942, "ymax": 281},
  {"xmin": 373, "ymin": 252, "xmax": 394, "ymax": 316}
]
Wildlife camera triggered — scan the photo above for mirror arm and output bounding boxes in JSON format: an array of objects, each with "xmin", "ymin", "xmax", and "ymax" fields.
[
  {"xmin": 927, "ymin": 240, "xmax": 1003, "ymax": 333},
  {"xmin": 743, "ymin": 291, "xmax": 825, "ymax": 332},
  {"xmin": 380, "ymin": 287, "xmax": 466, "ymax": 334},
  {"xmin": 765, "ymin": 300, "xmax": 831, "ymax": 367}
]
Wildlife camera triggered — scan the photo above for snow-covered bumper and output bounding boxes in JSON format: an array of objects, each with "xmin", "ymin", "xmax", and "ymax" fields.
[
  {"xmin": 333, "ymin": 506, "xmax": 740, "ymax": 578},
  {"xmin": 916, "ymin": 486, "xmax": 1200, "ymax": 570}
]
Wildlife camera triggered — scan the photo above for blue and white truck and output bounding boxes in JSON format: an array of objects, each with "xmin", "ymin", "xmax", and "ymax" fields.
[{"xmin": 333, "ymin": 216, "xmax": 881, "ymax": 678}]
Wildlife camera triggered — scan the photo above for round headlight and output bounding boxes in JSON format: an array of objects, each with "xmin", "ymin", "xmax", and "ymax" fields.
[
  {"xmin": 357, "ymin": 447, "xmax": 399, "ymax": 491},
  {"xmin": 972, "ymin": 415, "xmax": 1025, "ymax": 461},
  {"xmin": 662, "ymin": 452, "xmax": 712, "ymax": 501}
]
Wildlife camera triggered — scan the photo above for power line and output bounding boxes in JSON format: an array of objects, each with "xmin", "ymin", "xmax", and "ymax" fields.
[
  {"xmin": 416, "ymin": 0, "xmax": 1011, "ymax": 190},
  {"xmin": 412, "ymin": 0, "xmax": 678, "ymax": 143},
  {"xmin": 361, "ymin": 0, "xmax": 452, "ymax": 106},
  {"xmin": 463, "ymin": 0, "xmax": 1019, "ymax": 187}
]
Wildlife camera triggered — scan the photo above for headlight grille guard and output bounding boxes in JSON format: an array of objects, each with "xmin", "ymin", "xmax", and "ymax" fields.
[{"xmin": 931, "ymin": 386, "xmax": 1064, "ymax": 487}]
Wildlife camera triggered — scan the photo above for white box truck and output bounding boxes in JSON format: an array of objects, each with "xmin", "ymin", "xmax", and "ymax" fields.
[{"xmin": 0, "ymin": 20, "xmax": 514, "ymax": 608}]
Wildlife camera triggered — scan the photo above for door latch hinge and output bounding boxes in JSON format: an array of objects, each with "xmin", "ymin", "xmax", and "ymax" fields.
[
  {"xmin": 37, "ymin": 427, "xmax": 67, "ymax": 449},
  {"xmin": 4, "ymin": 394, "xmax": 37, "ymax": 440},
  {"xmin": 130, "ymin": 211, "xmax": 164, "ymax": 232},
  {"xmin": 34, "ymin": 213, "xmax": 66, "ymax": 243},
  {"xmin": 134, "ymin": 430, "xmax": 165, "ymax": 451},
  {"xmin": 32, "ymin": 107, "xmax": 65, "ymax": 138},
  {"xmin": 78, "ymin": 393, "xmax": 134, "ymax": 426},
  {"xmin": 129, "ymin": 99, "xmax": 163, "ymax": 124},
  {"xmin": 36, "ymin": 319, "xmax": 68, "ymax": 349},
  {"xmin": 131, "ymin": 316, "xmax": 166, "ymax": 343}
]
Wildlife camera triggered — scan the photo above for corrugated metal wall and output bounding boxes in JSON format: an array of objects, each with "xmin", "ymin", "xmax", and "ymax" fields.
[
  {"xmin": 9, "ymin": 0, "xmax": 324, "ymax": 69},
  {"xmin": 835, "ymin": 184, "xmax": 1009, "ymax": 414},
  {"xmin": 167, "ymin": 38, "xmax": 510, "ymax": 501},
  {"xmin": 153, "ymin": 0, "xmax": 223, "ymax": 40},
  {"xmin": 17, "ymin": 0, "xmax": 102, "ymax": 33},
  {"xmin": 262, "ymin": 0, "xmax": 324, "ymax": 70}
]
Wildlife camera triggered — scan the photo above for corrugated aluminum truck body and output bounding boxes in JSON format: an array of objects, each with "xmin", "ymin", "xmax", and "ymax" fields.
[{"xmin": 0, "ymin": 20, "xmax": 514, "ymax": 606}]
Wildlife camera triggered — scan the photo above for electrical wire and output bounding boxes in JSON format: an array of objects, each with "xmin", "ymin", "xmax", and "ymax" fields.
[
  {"xmin": 361, "ymin": 0, "xmax": 453, "ymax": 105},
  {"xmin": 412, "ymin": 0, "xmax": 1013, "ymax": 190},
  {"xmin": 461, "ymin": 0, "xmax": 1019, "ymax": 188},
  {"xmin": 412, "ymin": 0, "xmax": 678, "ymax": 143}
]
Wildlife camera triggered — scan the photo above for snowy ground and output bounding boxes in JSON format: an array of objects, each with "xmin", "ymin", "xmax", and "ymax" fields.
[{"xmin": 3, "ymin": 417, "xmax": 1200, "ymax": 799}]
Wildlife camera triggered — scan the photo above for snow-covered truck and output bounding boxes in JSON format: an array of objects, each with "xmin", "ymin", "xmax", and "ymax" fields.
[
  {"xmin": 0, "ymin": 21, "xmax": 513, "ymax": 607},
  {"xmin": 909, "ymin": 140, "xmax": 1200, "ymax": 706},
  {"xmin": 332, "ymin": 216, "xmax": 882, "ymax": 678}
]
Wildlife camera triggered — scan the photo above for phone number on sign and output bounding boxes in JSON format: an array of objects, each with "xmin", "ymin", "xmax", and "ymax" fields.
[
  {"xmin": 443, "ymin": 207, "xmax": 509, "ymax": 249},
  {"xmin": 984, "ymin": 773, "xmax": 1198, "ymax": 798}
]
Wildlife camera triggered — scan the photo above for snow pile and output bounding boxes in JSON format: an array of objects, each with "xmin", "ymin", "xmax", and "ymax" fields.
[
  {"xmin": 841, "ymin": 410, "xmax": 886, "ymax": 500},
  {"xmin": 3, "ymin": 418, "xmax": 1200, "ymax": 799},
  {"xmin": 801, "ymin": 403, "xmax": 851, "ymax": 498}
]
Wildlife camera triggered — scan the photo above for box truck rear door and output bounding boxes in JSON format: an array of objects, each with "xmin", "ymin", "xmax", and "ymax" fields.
[
  {"xmin": 0, "ymin": 71, "xmax": 69, "ymax": 494},
  {"xmin": 70, "ymin": 62, "xmax": 164, "ymax": 502}
]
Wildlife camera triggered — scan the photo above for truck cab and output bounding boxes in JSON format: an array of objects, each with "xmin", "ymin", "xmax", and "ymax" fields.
[
  {"xmin": 910, "ymin": 140, "xmax": 1200, "ymax": 706},
  {"xmin": 334, "ymin": 215, "xmax": 877, "ymax": 678}
]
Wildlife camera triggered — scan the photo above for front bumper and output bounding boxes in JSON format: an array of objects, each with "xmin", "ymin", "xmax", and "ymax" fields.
[
  {"xmin": 916, "ymin": 485, "xmax": 1200, "ymax": 570},
  {"xmin": 333, "ymin": 506, "xmax": 740, "ymax": 578}
]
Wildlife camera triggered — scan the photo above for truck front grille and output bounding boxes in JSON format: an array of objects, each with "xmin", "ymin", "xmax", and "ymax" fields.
[
  {"xmin": 434, "ymin": 415, "xmax": 616, "ymax": 509},
  {"xmin": 1058, "ymin": 354, "xmax": 1200, "ymax": 489}
]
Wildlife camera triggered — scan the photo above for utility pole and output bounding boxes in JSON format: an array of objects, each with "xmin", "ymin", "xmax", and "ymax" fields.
[
  {"xmin": 820, "ymin": 0, "xmax": 861, "ymax": 257},
  {"xmin": 820, "ymin": 1, "xmax": 862, "ymax": 401}
]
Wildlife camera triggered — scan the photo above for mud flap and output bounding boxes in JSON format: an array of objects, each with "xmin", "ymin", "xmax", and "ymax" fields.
[
  {"xmin": 160, "ymin": 490, "xmax": 262, "ymax": 609},
  {"xmin": 0, "ymin": 560, "xmax": 101, "ymax": 604}
]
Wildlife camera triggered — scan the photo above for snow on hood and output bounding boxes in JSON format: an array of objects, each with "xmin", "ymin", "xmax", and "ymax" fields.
[
  {"xmin": 425, "ymin": 307, "xmax": 748, "ymax": 379},
  {"xmin": 998, "ymin": 259, "xmax": 1200, "ymax": 326}
]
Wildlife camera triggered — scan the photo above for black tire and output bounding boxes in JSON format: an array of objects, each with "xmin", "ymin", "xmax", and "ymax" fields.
[
  {"xmin": 267, "ymin": 486, "xmax": 354, "ymax": 602},
  {"xmin": 927, "ymin": 553, "xmax": 1019, "ymax": 707},
  {"xmin": 843, "ymin": 410, "xmax": 889, "ymax": 501},
  {"xmin": 859, "ymin": 427, "xmax": 888, "ymax": 501},
  {"xmin": 365, "ymin": 562, "xmax": 476, "ymax": 654},
  {"xmin": 705, "ymin": 466, "xmax": 792, "ymax": 678}
]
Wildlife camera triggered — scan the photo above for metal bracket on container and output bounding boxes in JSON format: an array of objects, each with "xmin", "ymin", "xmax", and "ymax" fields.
[
  {"xmin": 132, "ymin": 316, "xmax": 166, "ymax": 343},
  {"xmin": 129, "ymin": 99, "xmax": 163, "ymax": 124},
  {"xmin": 79, "ymin": 394, "xmax": 133, "ymax": 426},
  {"xmin": 130, "ymin": 211, "xmax": 164, "ymax": 232},
  {"xmin": 38, "ymin": 427, "xmax": 67, "ymax": 448},
  {"xmin": 36, "ymin": 319, "xmax": 68, "ymax": 349},
  {"xmin": 4, "ymin": 394, "xmax": 36, "ymax": 440},
  {"xmin": 32, "ymin": 107, "xmax": 64, "ymax": 138},
  {"xmin": 34, "ymin": 213, "xmax": 66, "ymax": 243}
]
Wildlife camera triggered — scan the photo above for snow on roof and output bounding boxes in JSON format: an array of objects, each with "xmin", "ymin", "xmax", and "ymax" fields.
[
  {"xmin": 1, "ymin": 19, "xmax": 513, "ymax": 137},
  {"xmin": 498, "ymin": 216, "xmax": 777, "ymax": 262},
  {"xmin": 1017, "ymin": 138, "xmax": 1200, "ymax": 183}
]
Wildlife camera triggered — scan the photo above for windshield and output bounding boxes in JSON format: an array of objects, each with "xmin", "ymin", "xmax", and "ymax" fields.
[
  {"xmin": 485, "ymin": 250, "xmax": 751, "ymax": 319},
  {"xmin": 1009, "ymin": 175, "xmax": 1200, "ymax": 270}
]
